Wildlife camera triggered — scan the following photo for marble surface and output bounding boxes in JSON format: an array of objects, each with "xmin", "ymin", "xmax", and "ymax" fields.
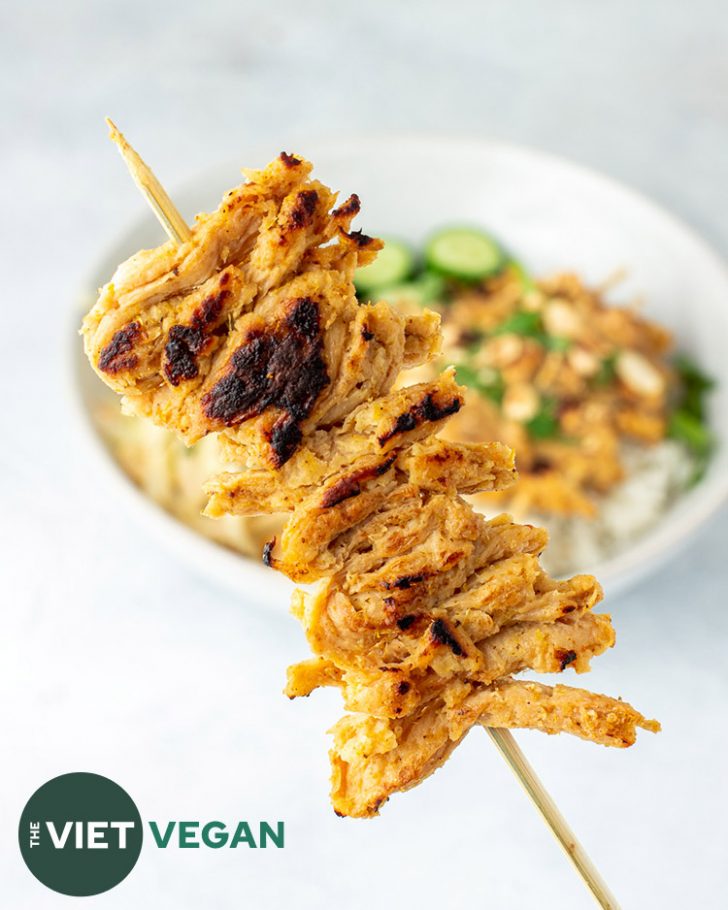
[{"xmin": 2, "ymin": 1, "xmax": 727, "ymax": 906}]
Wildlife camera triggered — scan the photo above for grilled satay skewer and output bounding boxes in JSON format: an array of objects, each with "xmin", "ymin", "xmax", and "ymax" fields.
[{"xmin": 96, "ymin": 121, "xmax": 630, "ymax": 909}]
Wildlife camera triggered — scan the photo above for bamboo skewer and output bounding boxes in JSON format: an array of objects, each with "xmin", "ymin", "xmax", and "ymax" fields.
[
  {"xmin": 104, "ymin": 121, "xmax": 621, "ymax": 910},
  {"xmin": 486, "ymin": 728, "xmax": 620, "ymax": 908},
  {"xmin": 106, "ymin": 119, "xmax": 192, "ymax": 244}
]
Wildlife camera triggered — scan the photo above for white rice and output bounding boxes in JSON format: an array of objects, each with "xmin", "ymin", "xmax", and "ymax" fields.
[{"xmin": 531, "ymin": 441, "xmax": 694, "ymax": 577}]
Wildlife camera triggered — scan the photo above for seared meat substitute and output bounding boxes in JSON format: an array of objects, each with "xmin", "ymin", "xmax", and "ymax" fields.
[
  {"xmin": 83, "ymin": 153, "xmax": 658, "ymax": 818},
  {"xmin": 84, "ymin": 154, "xmax": 438, "ymax": 461}
]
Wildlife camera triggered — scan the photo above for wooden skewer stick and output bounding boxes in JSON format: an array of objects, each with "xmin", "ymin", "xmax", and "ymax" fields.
[
  {"xmin": 105, "ymin": 119, "xmax": 192, "ymax": 244},
  {"xmin": 105, "ymin": 120, "xmax": 621, "ymax": 910},
  {"xmin": 486, "ymin": 728, "xmax": 620, "ymax": 909}
]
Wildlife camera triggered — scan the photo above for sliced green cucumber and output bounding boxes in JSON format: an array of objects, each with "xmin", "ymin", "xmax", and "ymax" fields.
[
  {"xmin": 377, "ymin": 273, "xmax": 446, "ymax": 308},
  {"xmin": 425, "ymin": 227, "xmax": 504, "ymax": 282},
  {"xmin": 355, "ymin": 237, "xmax": 414, "ymax": 295}
]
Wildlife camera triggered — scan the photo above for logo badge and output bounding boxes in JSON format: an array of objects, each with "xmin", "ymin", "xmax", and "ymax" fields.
[{"xmin": 18, "ymin": 772, "xmax": 143, "ymax": 896}]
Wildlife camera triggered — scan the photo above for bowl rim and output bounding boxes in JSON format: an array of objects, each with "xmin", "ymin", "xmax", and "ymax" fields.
[{"xmin": 69, "ymin": 132, "xmax": 728, "ymax": 602}]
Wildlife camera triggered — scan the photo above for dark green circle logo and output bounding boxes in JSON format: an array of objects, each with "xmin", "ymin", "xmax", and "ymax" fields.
[{"xmin": 18, "ymin": 772, "xmax": 143, "ymax": 896}]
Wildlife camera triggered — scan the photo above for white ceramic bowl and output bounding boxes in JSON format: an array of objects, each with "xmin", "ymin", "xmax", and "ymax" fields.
[{"xmin": 71, "ymin": 136, "xmax": 728, "ymax": 605}]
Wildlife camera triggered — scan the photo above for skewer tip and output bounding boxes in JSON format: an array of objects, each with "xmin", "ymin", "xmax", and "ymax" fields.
[
  {"xmin": 105, "ymin": 118, "xmax": 131, "ymax": 158},
  {"xmin": 103, "ymin": 117, "xmax": 192, "ymax": 245}
]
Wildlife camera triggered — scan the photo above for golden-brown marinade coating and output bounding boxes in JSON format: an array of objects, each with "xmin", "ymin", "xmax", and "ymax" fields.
[
  {"xmin": 83, "ymin": 153, "xmax": 658, "ymax": 818},
  {"xmin": 330, "ymin": 678, "xmax": 658, "ymax": 818},
  {"xmin": 84, "ymin": 154, "xmax": 439, "ymax": 465}
]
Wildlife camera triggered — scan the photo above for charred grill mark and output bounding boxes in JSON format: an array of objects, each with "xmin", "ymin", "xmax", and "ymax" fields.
[
  {"xmin": 98, "ymin": 322, "xmax": 141, "ymax": 374},
  {"xmin": 268, "ymin": 415, "xmax": 302, "ymax": 466},
  {"xmin": 381, "ymin": 412, "xmax": 414, "ymax": 441},
  {"xmin": 201, "ymin": 297, "xmax": 329, "ymax": 466},
  {"xmin": 287, "ymin": 294, "xmax": 319, "ymax": 335},
  {"xmin": 279, "ymin": 151, "xmax": 302, "ymax": 168},
  {"xmin": 420, "ymin": 394, "xmax": 463, "ymax": 422},
  {"xmin": 262, "ymin": 537, "xmax": 276, "ymax": 567},
  {"xmin": 378, "ymin": 393, "xmax": 463, "ymax": 445},
  {"xmin": 430, "ymin": 618, "xmax": 464, "ymax": 656},
  {"xmin": 320, "ymin": 477, "xmax": 356, "ymax": 508},
  {"xmin": 164, "ymin": 325, "xmax": 205, "ymax": 384},
  {"xmin": 555, "ymin": 648, "xmax": 578, "ymax": 671},
  {"xmin": 347, "ymin": 229, "xmax": 373, "ymax": 247},
  {"xmin": 320, "ymin": 455, "xmax": 396, "ymax": 509},
  {"xmin": 397, "ymin": 681, "xmax": 411, "ymax": 695},
  {"xmin": 289, "ymin": 190, "xmax": 318, "ymax": 229},
  {"xmin": 394, "ymin": 614, "xmax": 431, "ymax": 636},
  {"xmin": 194, "ymin": 274, "xmax": 229, "ymax": 320},
  {"xmin": 383, "ymin": 573, "xmax": 426, "ymax": 591},
  {"xmin": 163, "ymin": 286, "xmax": 229, "ymax": 386},
  {"xmin": 332, "ymin": 194, "xmax": 360, "ymax": 219}
]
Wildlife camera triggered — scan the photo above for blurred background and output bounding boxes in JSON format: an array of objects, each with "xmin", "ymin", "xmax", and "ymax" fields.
[{"xmin": 2, "ymin": 1, "xmax": 727, "ymax": 907}]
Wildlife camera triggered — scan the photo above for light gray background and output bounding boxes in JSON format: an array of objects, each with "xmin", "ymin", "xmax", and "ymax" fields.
[{"xmin": 2, "ymin": 1, "xmax": 727, "ymax": 907}]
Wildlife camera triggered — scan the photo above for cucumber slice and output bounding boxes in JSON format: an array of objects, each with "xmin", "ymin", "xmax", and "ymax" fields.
[
  {"xmin": 377, "ymin": 273, "xmax": 446, "ymax": 308},
  {"xmin": 425, "ymin": 227, "xmax": 504, "ymax": 282},
  {"xmin": 355, "ymin": 237, "xmax": 414, "ymax": 295}
]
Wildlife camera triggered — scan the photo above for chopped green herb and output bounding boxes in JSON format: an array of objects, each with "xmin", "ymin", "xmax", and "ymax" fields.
[
  {"xmin": 526, "ymin": 410, "xmax": 559, "ymax": 439},
  {"xmin": 489, "ymin": 309, "xmax": 570, "ymax": 354},
  {"xmin": 668, "ymin": 409, "xmax": 712, "ymax": 455},
  {"xmin": 593, "ymin": 354, "xmax": 617, "ymax": 387},
  {"xmin": 454, "ymin": 363, "xmax": 504, "ymax": 405},
  {"xmin": 453, "ymin": 363, "xmax": 479, "ymax": 386},
  {"xmin": 526, "ymin": 397, "xmax": 560, "ymax": 439},
  {"xmin": 492, "ymin": 310, "xmax": 543, "ymax": 337},
  {"xmin": 673, "ymin": 354, "xmax": 714, "ymax": 422},
  {"xmin": 669, "ymin": 410, "xmax": 713, "ymax": 485},
  {"xmin": 542, "ymin": 335, "xmax": 571, "ymax": 353},
  {"xmin": 669, "ymin": 352, "xmax": 715, "ymax": 485},
  {"xmin": 481, "ymin": 378, "xmax": 506, "ymax": 405},
  {"xmin": 673, "ymin": 354, "xmax": 714, "ymax": 392}
]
